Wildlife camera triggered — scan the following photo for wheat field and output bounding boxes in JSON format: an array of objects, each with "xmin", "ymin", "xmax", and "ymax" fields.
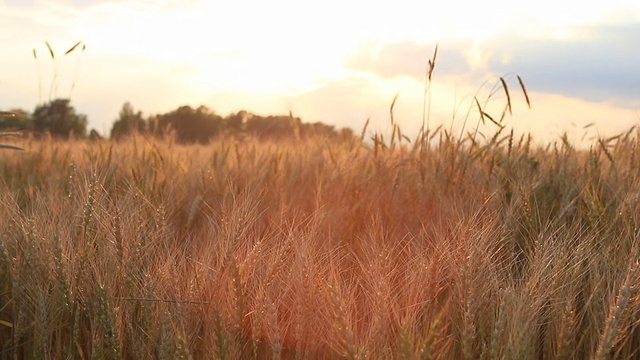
[{"xmin": 0, "ymin": 127, "xmax": 639, "ymax": 359}]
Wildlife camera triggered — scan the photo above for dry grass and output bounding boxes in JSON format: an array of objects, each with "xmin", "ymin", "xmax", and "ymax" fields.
[{"xmin": 1, "ymin": 124, "xmax": 640, "ymax": 359}]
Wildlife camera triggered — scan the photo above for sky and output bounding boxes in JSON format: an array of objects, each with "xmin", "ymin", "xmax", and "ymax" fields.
[{"xmin": 1, "ymin": 0, "xmax": 639, "ymax": 144}]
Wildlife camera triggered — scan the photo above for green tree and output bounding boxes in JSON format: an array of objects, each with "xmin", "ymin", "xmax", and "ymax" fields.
[
  {"xmin": 245, "ymin": 115, "xmax": 295, "ymax": 139},
  {"xmin": 33, "ymin": 99, "xmax": 87, "ymax": 138},
  {"xmin": 0, "ymin": 109, "xmax": 33, "ymax": 131},
  {"xmin": 156, "ymin": 105, "xmax": 222, "ymax": 143},
  {"xmin": 110, "ymin": 102, "xmax": 146, "ymax": 140},
  {"xmin": 224, "ymin": 110, "xmax": 251, "ymax": 133}
]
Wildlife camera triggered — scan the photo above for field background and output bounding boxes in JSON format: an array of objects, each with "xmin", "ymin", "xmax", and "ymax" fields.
[{"xmin": 1, "ymin": 128, "xmax": 640, "ymax": 359}]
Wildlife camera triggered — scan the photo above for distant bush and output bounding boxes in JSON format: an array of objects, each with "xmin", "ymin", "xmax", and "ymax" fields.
[
  {"xmin": 110, "ymin": 104, "xmax": 353, "ymax": 143},
  {"xmin": 110, "ymin": 102, "xmax": 147, "ymax": 140},
  {"xmin": 32, "ymin": 98, "xmax": 87, "ymax": 138},
  {"xmin": 154, "ymin": 105, "xmax": 223, "ymax": 144},
  {"xmin": 0, "ymin": 109, "xmax": 33, "ymax": 131}
]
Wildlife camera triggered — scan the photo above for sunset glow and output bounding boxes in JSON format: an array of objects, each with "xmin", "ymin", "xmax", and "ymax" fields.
[{"xmin": 1, "ymin": 0, "xmax": 639, "ymax": 142}]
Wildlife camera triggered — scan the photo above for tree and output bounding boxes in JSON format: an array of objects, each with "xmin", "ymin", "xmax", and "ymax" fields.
[
  {"xmin": 110, "ymin": 102, "xmax": 146, "ymax": 140},
  {"xmin": 33, "ymin": 99, "xmax": 87, "ymax": 138},
  {"xmin": 245, "ymin": 114, "xmax": 295, "ymax": 139},
  {"xmin": 224, "ymin": 110, "xmax": 251, "ymax": 133},
  {"xmin": 0, "ymin": 109, "xmax": 33, "ymax": 131},
  {"xmin": 155, "ymin": 105, "xmax": 223, "ymax": 143}
]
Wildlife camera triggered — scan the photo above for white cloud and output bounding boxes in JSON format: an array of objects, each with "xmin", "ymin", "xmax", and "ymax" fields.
[{"xmin": 1, "ymin": 0, "xmax": 640, "ymax": 138}]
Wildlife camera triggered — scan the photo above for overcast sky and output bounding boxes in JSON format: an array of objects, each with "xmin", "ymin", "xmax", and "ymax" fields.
[{"xmin": 1, "ymin": 0, "xmax": 639, "ymax": 143}]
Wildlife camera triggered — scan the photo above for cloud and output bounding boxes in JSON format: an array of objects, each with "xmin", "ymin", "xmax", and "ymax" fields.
[
  {"xmin": 485, "ymin": 22, "xmax": 640, "ymax": 109},
  {"xmin": 345, "ymin": 40, "xmax": 472, "ymax": 81},
  {"xmin": 344, "ymin": 22, "xmax": 640, "ymax": 110},
  {"xmin": 286, "ymin": 77, "xmax": 386, "ymax": 130}
]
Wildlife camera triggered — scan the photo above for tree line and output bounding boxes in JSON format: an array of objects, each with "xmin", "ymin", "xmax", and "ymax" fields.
[{"xmin": 0, "ymin": 99, "xmax": 355, "ymax": 142}]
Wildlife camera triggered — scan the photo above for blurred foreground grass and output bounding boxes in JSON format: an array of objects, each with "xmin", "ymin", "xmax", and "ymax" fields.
[{"xmin": 0, "ymin": 128, "xmax": 639, "ymax": 359}]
